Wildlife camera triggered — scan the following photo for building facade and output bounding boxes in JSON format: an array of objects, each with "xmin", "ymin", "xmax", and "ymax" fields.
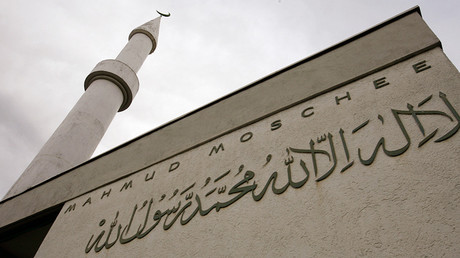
[{"xmin": 0, "ymin": 7, "xmax": 459, "ymax": 257}]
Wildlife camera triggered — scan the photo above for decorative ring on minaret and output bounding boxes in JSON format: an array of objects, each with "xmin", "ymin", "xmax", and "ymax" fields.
[
  {"xmin": 128, "ymin": 17, "xmax": 161, "ymax": 54},
  {"xmin": 129, "ymin": 29, "xmax": 157, "ymax": 54},
  {"xmin": 84, "ymin": 59, "xmax": 139, "ymax": 112}
]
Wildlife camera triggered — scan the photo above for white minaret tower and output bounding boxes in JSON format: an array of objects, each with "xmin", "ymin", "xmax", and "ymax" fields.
[{"xmin": 4, "ymin": 17, "xmax": 161, "ymax": 199}]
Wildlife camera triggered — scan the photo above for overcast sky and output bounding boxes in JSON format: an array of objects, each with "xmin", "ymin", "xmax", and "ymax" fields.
[{"xmin": 0, "ymin": 0, "xmax": 458, "ymax": 198}]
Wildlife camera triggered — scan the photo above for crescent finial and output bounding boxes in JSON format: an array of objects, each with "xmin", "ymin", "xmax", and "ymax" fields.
[{"xmin": 156, "ymin": 10, "xmax": 171, "ymax": 17}]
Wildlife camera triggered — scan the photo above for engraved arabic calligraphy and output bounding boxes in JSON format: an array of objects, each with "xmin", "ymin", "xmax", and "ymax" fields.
[{"xmin": 84, "ymin": 91, "xmax": 459, "ymax": 253}]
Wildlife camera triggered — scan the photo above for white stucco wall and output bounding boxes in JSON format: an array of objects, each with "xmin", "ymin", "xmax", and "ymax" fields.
[{"xmin": 37, "ymin": 48, "xmax": 460, "ymax": 257}]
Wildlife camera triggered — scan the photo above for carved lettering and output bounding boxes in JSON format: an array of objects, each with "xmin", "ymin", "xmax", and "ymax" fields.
[
  {"xmin": 120, "ymin": 180, "xmax": 133, "ymax": 192},
  {"xmin": 214, "ymin": 170, "xmax": 231, "ymax": 182},
  {"xmin": 209, "ymin": 143, "xmax": 224, "ymax": 156},
  {"xmin": 101, "ymin": 189, "xmax": 111, "ymax": 200},
  {"xmin": 301, "ymin": 107, "xmax": 314, "ymax": 118},
  {"xmin": 83, "ymin": 197, "xmax": 92, "ymax": 207},
  {"xmin": 82, "ymin": 91, "xmax": 460, "ymax": 253},
  {"xmin": 65, "ymin": 203, "xmax": 76, "ymax": 214},
  {"xmin": 240, "ymin": 132, "xmax": 253, "ymax": 143},
  {"xmin": 335, "ymin": 92, "xmax": 351, "ymax": 105},
  {"xmin": 180, "ymin": 183, "xmax": 195, "ymax": 195},
  {"xmin": 145, "ymin": 171, "xmax": 155, "ymax": 181},
  {"xmin": 169, "ymin": 162, "xmax": 180, "ymax": 172},
  {"xmin": 373, "ymin": 77, "xmax": 390, "ymax": 89},
  {"xmin": 413, "ymin": 60, "xmax": 431, "ymax": 73},
  {"xmin": 271, "ymin": 120, "xmax": 282, "ymax": 131}
]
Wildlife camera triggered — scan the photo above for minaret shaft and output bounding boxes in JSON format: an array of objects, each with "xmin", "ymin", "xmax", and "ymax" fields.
[
  {"xmin": 116, "ymin": 34, "xmax": 152, "ymax": 73},
  {"xmin": 8, "ymin": 80, "xmax": 123, "ymax": 195},
  {"xmin": 4, "ymin": 17, "xmax": 161, "ymax": 199}
]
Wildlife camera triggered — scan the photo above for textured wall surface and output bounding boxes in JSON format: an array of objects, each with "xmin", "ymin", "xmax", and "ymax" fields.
[
  {"xmin": 37, "ymin": 48, "xmax": 460, "ymax": 257},
  {"xmin": 0, "ymin": 9, "xmax": 441, "ymax": 229}
]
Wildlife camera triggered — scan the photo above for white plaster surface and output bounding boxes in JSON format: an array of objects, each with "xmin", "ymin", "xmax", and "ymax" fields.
[
  {"xmin": 0, "ymin": 11, "xmax": 439, "ymax": 227},
  {"xmin": 6, "ymin": 79, "xmax": 124, "ymax": 199},
  {"xmin": 3, "ymin": 19, "xmax": 160, "ymax": 200},
  {"xmin": 116, "ymin": 33, "xmax": 152, "ymax": 73},
  {"xmin": 128, "ymin": 17, "xmax": 160, "ymax": 54},
  {"xmin": 84, "ymin": 59, "xmax": 140, "ymax": 111},
  {"xmin": 37, "ymin": 48, "xmax": 459, "ymax": 257}
]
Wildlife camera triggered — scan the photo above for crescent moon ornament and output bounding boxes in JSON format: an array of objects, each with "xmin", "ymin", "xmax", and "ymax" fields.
[{"xmin": 156, "ymin": 10, "xmax": 171, "ymax": 17}]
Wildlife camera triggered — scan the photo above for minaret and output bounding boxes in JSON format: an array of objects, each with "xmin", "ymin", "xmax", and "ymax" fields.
[{"xmin": 4, "ymin": 17, "xmax": 161, "ymax": 199}]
